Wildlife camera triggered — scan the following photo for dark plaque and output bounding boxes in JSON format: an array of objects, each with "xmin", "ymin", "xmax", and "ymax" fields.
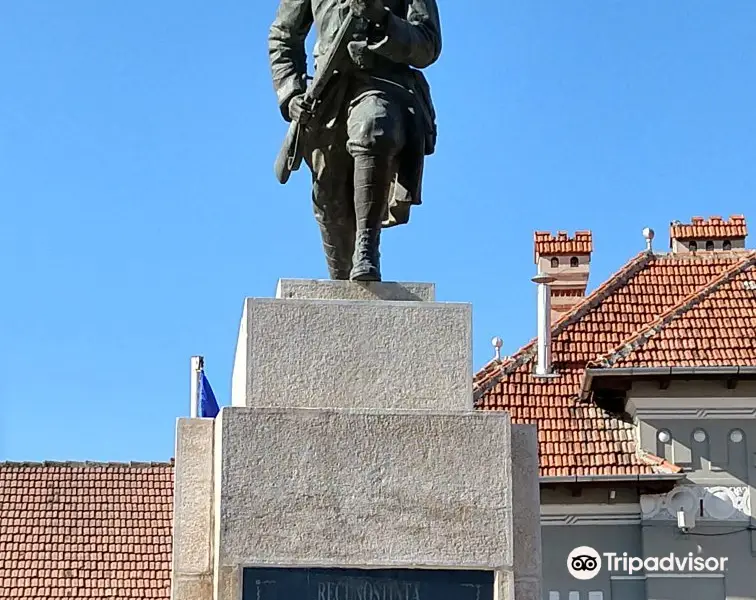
[{"xmin": 243, "ymin": 566, "xmax": 494, "ymax": 600}]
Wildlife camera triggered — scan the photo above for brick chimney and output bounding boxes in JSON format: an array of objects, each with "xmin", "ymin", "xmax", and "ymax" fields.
[
  {"xmin": 533, "ymin": 230, "xmax": 592, "ymax": 322},
  {"xmin": 669, "ymin": 215, "xmax": 748, "ymax": 253}
]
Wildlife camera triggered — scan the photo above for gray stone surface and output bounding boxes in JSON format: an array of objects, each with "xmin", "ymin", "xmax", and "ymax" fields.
[
  {"xmin": 231, "ymin": 297, "xmax": 473, "ymax": 410},
  {"xmin": 171, "ymin": 418, "xmax": 215, "ymax": 600},
  {"xmin": 511, "ymin": 425, "xmax": 542, "ymax": 600},
  {"xmin": 213, "ymin": 406, "xmax": 514, "ymax": 571},
  {"xmin": 213, "ymin": 566, "xmax": 240, "ymax": 600},
  {"xmin": 275, "ymin": 279, "xmax": 435, "ymax": 302},
  {"xmin": 172, "ymin": 577, "xmax": 212, "ymax": 600},
  {"xmin": 496, "ymin": 570, "xmax": 515, "ymax": 600}
]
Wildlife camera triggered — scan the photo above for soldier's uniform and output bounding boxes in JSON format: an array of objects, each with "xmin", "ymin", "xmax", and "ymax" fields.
[{"xmin": 269, "ymin": 0, "xmax": 441, "ymax": 280}]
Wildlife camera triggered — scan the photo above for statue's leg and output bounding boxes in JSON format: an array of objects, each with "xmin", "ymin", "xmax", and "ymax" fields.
[
  {"xmin": 346, "ymin": 91, "xmax": 406, "ymax": 282},
  {"xmin": 306, "ymin": 136, "xmax": 355, "ymax": 280}
]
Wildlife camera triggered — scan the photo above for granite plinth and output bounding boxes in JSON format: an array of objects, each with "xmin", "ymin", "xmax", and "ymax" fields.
[
  {"xmin": 171, "ymin": 418, "xmax": 214, "ymax": 600},
  {"xmin": 231, "ymin": 290, "xmax": 472, "ymax": 411},
  {"xmin": 213, "ymin": 406, "xmax": 513, "ymax": 571},
  {"xmin": 276, "ymin": 279, "xmax": 435, "ymax": 302}
]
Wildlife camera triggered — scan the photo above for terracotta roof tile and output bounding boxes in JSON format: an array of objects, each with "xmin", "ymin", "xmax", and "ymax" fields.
[
  {"xmin": 590, "ymin": 252, "xmax": 756, "ymax": 368},
  {"xmin": 475, "ymin": 250, "xmax": 753, "ymax": 477},
  {"xmin": 670, "ymin": 215, "xmax": 747, "ymax": 241},
  {"xmin": 534, "ymin": 230, "xmax": 593, "ymax": 261},
  {"xmin": 0, "ymin": 461, "xmax": 173, "ymax": 599}
]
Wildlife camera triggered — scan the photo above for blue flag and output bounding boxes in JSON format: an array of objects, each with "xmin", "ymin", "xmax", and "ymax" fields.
[{"xmin": 199, "ymin": 372, "xmax": 220, "ymax": 418}]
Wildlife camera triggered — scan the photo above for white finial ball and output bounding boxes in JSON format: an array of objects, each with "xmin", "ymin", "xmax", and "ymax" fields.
[
  {"xmin": 492, "ymin": 336, "xmax": 503, "ymax": 349},
  {"xmin": 642, "ymin": 227, "xmax": 655, "ymax": 241}
]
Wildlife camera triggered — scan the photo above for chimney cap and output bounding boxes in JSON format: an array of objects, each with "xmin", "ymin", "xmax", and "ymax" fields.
[
  {"xmin": 670, "ymin": 215, "xmax": 748, "ymax": 242},
  {"xmin": 533, "ymin": 230, "xmax": 593, "ymax": 263}
]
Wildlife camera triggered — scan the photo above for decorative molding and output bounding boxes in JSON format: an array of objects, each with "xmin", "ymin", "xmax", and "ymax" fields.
[
  {"xmin": 640, "ymin": 485, "xmax": 751, "ymax": 521},
  {"xmin": 628, "ymin": 397, "xmax": 756, "ymax": 419},
  {"xmin": 637, "ymin": 407, "xmax": 756, "ymax": 419},
  {"xmin": 541, "ymin": 514, "xmax": 641, "ymax": 526},
  {"xmin": 540, "ymin": 503, "xmax": 641, "ymax": 526}
]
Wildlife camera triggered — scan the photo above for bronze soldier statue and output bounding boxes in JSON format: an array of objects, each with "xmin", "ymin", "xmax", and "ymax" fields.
[{"xmin": 269, "ymin": 0, "xmax": 441, "ymax": 281}]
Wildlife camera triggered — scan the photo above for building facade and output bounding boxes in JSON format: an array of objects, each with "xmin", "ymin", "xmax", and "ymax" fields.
[{"xmin": 476, "ymin": 215, "xmax": 756, "ymax": 600}]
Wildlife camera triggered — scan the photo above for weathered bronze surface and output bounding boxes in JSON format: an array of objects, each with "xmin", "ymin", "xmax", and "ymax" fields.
[
  {"xmin": 242, "ymin": 566, "xmax": 494, "ymax": 600},
  {"xmin": 269, "ymin": 0, "xmax": 441, "ymax": 281}
]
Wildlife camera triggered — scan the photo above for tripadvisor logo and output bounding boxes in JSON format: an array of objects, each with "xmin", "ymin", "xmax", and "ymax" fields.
[
  {"xmin": 567, "ymin": 546, "xmax": 601, "ymax": 580},
  {"xmin": 567, "ymin": 546, "xmax": 729, "ymax": 580}
]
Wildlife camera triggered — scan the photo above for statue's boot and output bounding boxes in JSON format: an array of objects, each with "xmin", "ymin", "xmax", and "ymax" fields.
[
  {"xmin": 317, "ymin": 216, "xmax": 355, "ymax": 280},
  {"xmin": 350, "ymin": 154, "xmax": 392, "ymax": 282}
]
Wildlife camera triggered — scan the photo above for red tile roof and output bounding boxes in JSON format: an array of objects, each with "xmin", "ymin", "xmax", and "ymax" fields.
[
  {"xmin": 670, "ymin": 215, "xmax": 747, "ymax": 240},
  {"xmin": 474, "ymin": 249, "xmax": 756, "ymax": 477},
  {"xmin": 0, "ymin": 461, "xmax": 173, "ymax": 599},
  {"xmin": 534, "ymin": 231, "xmax": 593, "ymax": 260},
  {"xmin": 589, "ymin": 252, "xmax": 756, "ymax": 368}
]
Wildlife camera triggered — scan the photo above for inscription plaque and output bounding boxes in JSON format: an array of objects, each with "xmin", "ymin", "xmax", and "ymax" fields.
[{"xmin": 242, "ymin": 567, "xmax": 494, "ymax": 600}]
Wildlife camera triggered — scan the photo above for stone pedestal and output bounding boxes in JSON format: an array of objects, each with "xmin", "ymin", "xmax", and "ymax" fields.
[
  {"xmin": 231, "ymin": 283, "xmax": 471, "ymax": 411},
  {"xmin": 171, "ymin": 280, "xmax": 542, "ymax": 600},
  {"xmin": 275, "ymin": 279, "xmax": 436, "ymax": 301}
]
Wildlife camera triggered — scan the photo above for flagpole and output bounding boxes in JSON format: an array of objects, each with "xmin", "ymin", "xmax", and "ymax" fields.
[{"xmin": 190, "ymin": 355, "xmax": 204, "ymax": 418}]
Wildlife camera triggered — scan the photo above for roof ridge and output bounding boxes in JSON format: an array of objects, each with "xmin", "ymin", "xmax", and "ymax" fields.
[
  {"xmin": 589, "ymin": 250, "xmax": 756, "ymax": 368},
  {"xmin": 473, "ymin": 251, "xmax": 655, "ymax": 399},
  {"xmin": 473, "ymin": 357, "xmax": 506, "ymax": 384},
  {"xmin": 0, "ymin": 459, "xmax": 175, "ymax": 468}
]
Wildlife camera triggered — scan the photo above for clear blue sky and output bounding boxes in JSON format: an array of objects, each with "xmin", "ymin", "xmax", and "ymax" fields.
[{"xmin": 1, "ymin": 1, "xmax": 754, "ymax": 462}]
